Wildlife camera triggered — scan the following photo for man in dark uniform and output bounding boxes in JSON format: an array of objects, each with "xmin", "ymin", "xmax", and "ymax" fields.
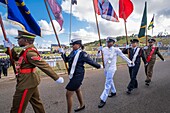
[
  {"xmin": 144, "ymin": 39, "xmax": 165, "ymax": 86},
  {"xmin": 0, "ymin": 58, "xmax": 2, "ymax": 78},
  {"xmin": 123, "ymin": 39, "xmax": 147, "ymax": 94},
  {"xmin": 59, "ymin": 39, "xmax": 102, "ymax": 113},
  {"xmin": 4, "ymin": 30, "xmax": 64, "ymax": 113},
  {"xmin": 2, "ymin": 58, "xmax": 10, "ymax": 76}
]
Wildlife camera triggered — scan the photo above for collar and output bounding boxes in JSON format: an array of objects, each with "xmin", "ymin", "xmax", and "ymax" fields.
[
  {"xmin": 22, "ymin": 44, "xmax": 35, "ymax": 51},
  {"xmin": 73, "ymin": 48, "xmax": 81, "ymax": 55},
  {"xmin": 107, "ymin": 46, "xmax": 114, "ymax": 50},
  {"xmin": 133, "ymin": 46, "xmax": 137, "ymax": 49}
]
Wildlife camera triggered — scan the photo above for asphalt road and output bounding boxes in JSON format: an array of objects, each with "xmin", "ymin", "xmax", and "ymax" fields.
[{"xmin": 0, "ymin": 59, "xmax": 170, "ymax": 113}]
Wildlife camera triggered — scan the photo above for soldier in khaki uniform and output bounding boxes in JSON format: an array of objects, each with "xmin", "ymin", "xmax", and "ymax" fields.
[
  {"xmin": 4, "ymin": 30, "xmax": 64, "ymax": 113},
  {"xmin": 144, "ymin": 39, "xmax": 165, "ymax": 86}
]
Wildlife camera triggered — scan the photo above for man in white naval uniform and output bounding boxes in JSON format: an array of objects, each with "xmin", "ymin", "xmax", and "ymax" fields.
[{"xmin": 98, "ymin": 37, "xmax": 132, "ymax": 108}]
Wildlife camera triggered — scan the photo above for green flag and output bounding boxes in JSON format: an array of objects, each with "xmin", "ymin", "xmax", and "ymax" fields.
[{"xmin": 138, "ymin": 2, "xmax": 147, "ymax": 38}]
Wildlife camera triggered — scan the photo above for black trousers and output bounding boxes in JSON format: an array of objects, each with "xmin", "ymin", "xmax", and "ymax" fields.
[
  {"xmin": 127, "ymin": 63, "xmax": 140, "ymax": 91},
  {"xmin": 0, "ymin": 68, "xmax": 1, "ymax": 78},
  {"xmin": 2, "ymin": 67, "xmax": 8, "ymax": 76}
]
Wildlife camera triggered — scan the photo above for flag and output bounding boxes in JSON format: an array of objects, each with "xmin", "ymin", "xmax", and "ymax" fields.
[
  {"xmin": 94, "ymin": 0, "xmax": 119, "ymax": 22},
  {"xmin": 47, "ymin": 0, "xmax": 63, "ymax": 30},
  {"xmin": 148, "ymin": 14, "xmax": 154, "ymax": 30},
  {"xmin": 0, "ymin": 0, "xmax": 6, "ymax": 4},
  {"xmin": 119, "ymin": 0, "xmax": 134, "ymax": 21},
  {"xmin": 138, "ymin": 2, "xmax": 147, "ymax": 38},
  {"xmin": 71, "ymin": 0, "xmax": 77, "ymax": 5},
  {"xmin": 7, "ymin": 0, "xmax": 41, "ymax": 36}
]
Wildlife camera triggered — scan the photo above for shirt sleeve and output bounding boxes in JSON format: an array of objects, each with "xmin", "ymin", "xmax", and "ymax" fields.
[
  {"xmin": 140, "ymin": 49, "xmax": 147, "ymax": 64},
  {"xmin": 82, "ymin": 52, "xmax": 101, "ymax": 69},
  {"xmin": 116, "ymin": 48, "xmax": 131, "ymax": 64},
  {"xmin": 156, "ymin": 48, "xmax": 164, "ymax": 61},
  {"xmin": 27, "ymin": 51, "xmax": 59, "ymax": 81},
  {"xmin": 122, "ymin": 48, "xmax": 128, "ymax": 54}
]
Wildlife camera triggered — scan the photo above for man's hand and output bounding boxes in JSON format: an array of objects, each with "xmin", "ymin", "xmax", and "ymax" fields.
[
  {"xmin": 58, "ymin": 48, "xmax": 65, "ymax": 54},
  {"xmin": 143, "ymin": 46, "xmax": 148, "ymax": 50},
  {"xmin": 125, "ymin": 45, "xmax": 130, "ymax": 49},
  {"xmin": 128, "ymin": 62, "xmax": 135, "ymax": 67},
  {"xmin": 98, "ymin": 46, "xmax": 103, "ymax": 51},
  {"xmin": 56, "ymin": 77, "xmax": 64, "ymax": 84},
  {"xmin": 100, "ymin": 64, "xmax": 103, "ymax": 69},
  {"xmin": 145, "ymin": 63, "xmax": 148, "ymax": 67},
  {"xmin": 3, "ymin": 39, "xmax": 13, "ymax": 49}
]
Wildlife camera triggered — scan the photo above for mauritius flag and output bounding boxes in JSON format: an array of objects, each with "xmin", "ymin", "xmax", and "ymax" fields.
[{"xmin": 148, "ymin": 14, "xmax": 154, "ymax": 30}]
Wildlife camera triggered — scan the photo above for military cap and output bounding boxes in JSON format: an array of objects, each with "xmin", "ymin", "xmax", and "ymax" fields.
[
  {"xmin": 15, "ymin": 30, "xmax": 36, "ymax": 39},
  {"xmin": 70, "ymin": 38, "xmax": 82, "ymax": 45},
  {"xmin": 130, "ymin": 39, "xmax": 139, "ymax": 43},
  {"xmin": 148, "ymin": 38, "xmax": 156, "ymax": 43},
  {"xmin": 106, "ymin": 37, "xmax": 117, "ymax": 43}
]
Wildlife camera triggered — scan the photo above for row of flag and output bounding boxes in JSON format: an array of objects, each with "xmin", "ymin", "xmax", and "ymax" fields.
[
  {"xmin": 0, "ymin": 0, "xmax": 155, "ymax": 38},
  {"xmin": 94, "ymin": 0, "xmax": 133, "ymax": 22}
]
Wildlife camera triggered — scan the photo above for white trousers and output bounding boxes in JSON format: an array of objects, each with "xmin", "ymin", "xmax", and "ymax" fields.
[{"xmin": 100, "ymin": 70, "xmax": 116, "ymax": 102}]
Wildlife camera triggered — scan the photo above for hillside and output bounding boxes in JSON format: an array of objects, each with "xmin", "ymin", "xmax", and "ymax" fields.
[{"xmin": 84, "ymin": 36, "xmax": 170, "ymax": 51}]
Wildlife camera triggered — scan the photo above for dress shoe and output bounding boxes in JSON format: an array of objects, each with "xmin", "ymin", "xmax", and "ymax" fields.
[
  {"xmin": 126, "ymin": 90, "xmax": 131, "ymax": 95},
  {"xmin": 98, "ymin": 100, "xmax": 106, "ymax": 108},
  {"xmin": 108, "ymin": 92, "xmax": 116, "ymax": 97},
  {"xmin": 74, "ymin": 105, "xmax": 85, "ymax": 112},
  {"xmin": 145, "ymin": 82, "xmax": 150, "ymax": 86},
  {"xmin": 145, "ymin": 79, "xmax": 151, "ymax": 83}
]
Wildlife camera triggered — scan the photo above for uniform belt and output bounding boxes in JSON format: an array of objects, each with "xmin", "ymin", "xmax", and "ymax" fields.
[{"xmin": 20, "ymin": 68, "xmax": 36, "ymax": 74}]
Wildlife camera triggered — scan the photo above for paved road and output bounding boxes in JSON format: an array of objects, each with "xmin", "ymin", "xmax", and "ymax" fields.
[{"xmin": 0, "ymin": 59, "xmax": 170, "ymax": 113}]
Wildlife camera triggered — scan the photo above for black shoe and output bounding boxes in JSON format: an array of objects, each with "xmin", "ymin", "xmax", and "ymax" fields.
[
  {"xmin": 145, "ymin": 82, "xmax": 150, "ymax": 86},
  {"xmin": 74, "ymin": 105, "xmax": 85, "ymax": 112},
  {"xmin": 126, "ymin": 90, "xmax": 131, "ymax": 95},
  {"xmin": 145, "ymin": 79, "xmax": 151, "ymax": 83},
  {"xmin": 98, "ymin": 100, "xmax": 106, "ymax": 108},
  {"xmin": 108, "ymin": 92, "xmax": 116, "ymax": 97}
]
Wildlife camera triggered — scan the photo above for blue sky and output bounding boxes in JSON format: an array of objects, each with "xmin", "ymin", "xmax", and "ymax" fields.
[{"xmin": 0, "ymin": 0, "xmax": 170, "ymax": 47}]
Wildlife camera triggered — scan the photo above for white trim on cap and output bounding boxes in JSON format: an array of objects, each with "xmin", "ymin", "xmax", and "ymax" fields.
[
  {"xmin": 71, "ymin": 38, "xmax": 82, "ymax": 43},
  {"xmin": 107, "ymin": 37, "xmax": 117, "ymax": 42}
]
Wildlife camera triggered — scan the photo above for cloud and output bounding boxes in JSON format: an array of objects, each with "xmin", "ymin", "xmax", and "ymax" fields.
[
  {"xmin": 38, "ymin": 20, "xmax": 65, "ymax": 36},
  {"xmin": 157, "ymin": 9, "xmax": 170, "ymax": 18},
  {"xmin": 71, "ymin": 29, "xmax": 107, "ymax": 44}
]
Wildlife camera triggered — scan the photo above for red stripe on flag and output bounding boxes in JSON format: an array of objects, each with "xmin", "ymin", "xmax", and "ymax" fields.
[
  {"xmin": 94, "ymin": 0, "xmax": 100, "ymax": 15},
  {"xmin": 18, "ymin": 89, "xmax": 28, "ymax": 113}
]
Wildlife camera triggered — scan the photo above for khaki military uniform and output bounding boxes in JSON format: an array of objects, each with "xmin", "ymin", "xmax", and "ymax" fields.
[
  {"xmin": 145, "ymin": 46, "xmax": 164, "ymax": 81},
  {"xmin": 10, "ymin": 44, "xmax": 59, "ymax": 113}
]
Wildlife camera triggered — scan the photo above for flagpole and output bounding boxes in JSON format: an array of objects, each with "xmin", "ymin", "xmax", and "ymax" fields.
[
  {"xmin": 146, "ymin": 27, "xmax": 148, "ymax": 45},
  {"xmin": 92, "ymin": 0, "xmax": 105, "ymax": 67},
  {"xmin": 152, "ymin": 14, "xmax": 155, "ymax": 37},
  {"xmin": 0, "ymin": 14, "xmax": 17, "ymax": 75},
  {"xmin": 44, "ymin": 0, "xmax": 68, "ymax": 72},
  {"xmin": 145, "ymin": 1, "xmax": 148, "ymax": 46},
  {"xmin": 121, "ymin": 0, "xmax": 130, "ymax": 57},
  {"xmin": 123, "ymin": 20, "xmax": 130, "ymax": 58},
  {"xmin": 69, "ymin": 1, "xmax": 72, "ymax": 49}
]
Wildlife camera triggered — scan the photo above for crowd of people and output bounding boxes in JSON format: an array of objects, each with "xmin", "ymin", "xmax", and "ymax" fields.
[{"xmin": 0, "ymin": 58, "xmax": 10, "ymax": 78}]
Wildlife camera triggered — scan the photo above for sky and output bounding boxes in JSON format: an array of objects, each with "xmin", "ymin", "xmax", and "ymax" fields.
[{"xmin": 0, "ymin": 0, "xmax": 170, "ymax": 48}]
